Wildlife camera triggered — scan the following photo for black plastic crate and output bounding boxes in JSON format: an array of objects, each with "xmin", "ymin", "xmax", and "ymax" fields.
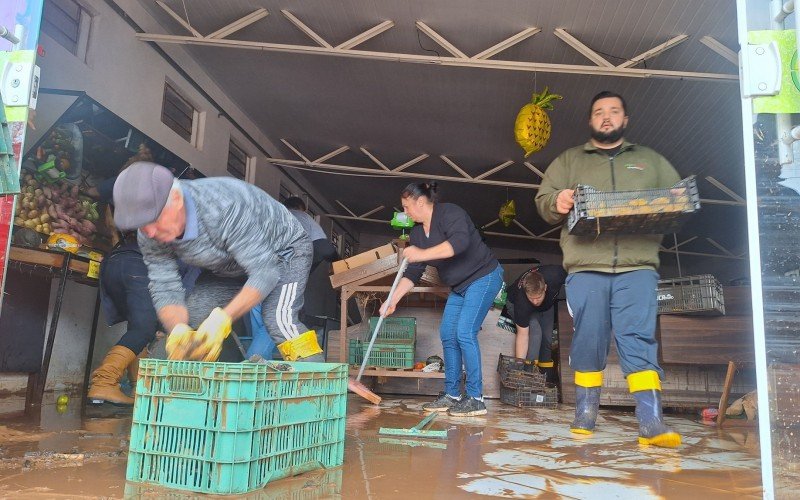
[
  {"xmin": 497, "ymin": 354, "xmax": 546, "ymax": 390},
  {"xmin": 497, "ymin": 354, "xmax": 535, "ymax": 378},
  {"xmin": 657, "ymin": 274, "xmax": 725, "ymax": 315},
  {"xmin": 502, "ymin": 370, "xmax": 547, "ymax": 390},
  {"xmin": 567, "ymin": 176, "xmax": 701, "ymax": 236},
  {"xmin": 500, "ymin": 385, "xmax": 558, "ymax": 408}
]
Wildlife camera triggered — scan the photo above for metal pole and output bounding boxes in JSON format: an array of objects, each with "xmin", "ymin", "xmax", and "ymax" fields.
[
  {"xmin": 673, "ymin": 233, "xmax": 683, "ymax": 277},
  {"xmin": 81, "ymin": 288, "xmax": 102, "ymax": 409},
  {"xmin": 31, "ymin": 253, "xmax": 71, "ymax": 406}
]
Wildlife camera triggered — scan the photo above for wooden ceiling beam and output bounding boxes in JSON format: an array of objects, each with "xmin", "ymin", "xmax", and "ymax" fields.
[
  {"xmin": 473, "ymin": 27, "xmax": 541, "ymax": 60},
  {"xmin": 617, "ymin": 34, "xmax": 689, "ymax": 68},
  {"xmin": 415, "ymin": 21, "xmax": 468, "ymax": 59},
  {"xmin": 136, "ymin": 33, "xmax": 739, "ymax": 81},
  {"xmin": 336, "ymin": 20, "xmax": 394, "ymax": 50},
  {"xmin": 553, "ymin": 28, "xmax": 613, "ymax": 67},
  {"xmin": 699, "ymin": 36, "xmax": 738, "ymax": 66},
  {"xmin": 281, "ymin": 10, "xmax": 332, "ymax": 48},
  {"xmin": 208, "ymin": 8, "xmax": 268, "ymax": 40},
  {"xmin": 360, "ymin": 147, "xmax": 391, "ymax": 171},
  {"xmin": 156, "ymin": 0, "xmax": 202, "ymax": 38}
]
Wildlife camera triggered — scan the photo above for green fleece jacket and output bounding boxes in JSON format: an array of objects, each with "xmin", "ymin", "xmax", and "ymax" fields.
[{"xmin": 535, "ymin": 141, "xmax": 681, "ymax": 274}]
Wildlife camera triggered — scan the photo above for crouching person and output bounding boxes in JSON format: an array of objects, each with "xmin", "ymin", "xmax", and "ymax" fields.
[{"xmin": 112, "ymin": 162, "xmax": 323, "ymax": 362}]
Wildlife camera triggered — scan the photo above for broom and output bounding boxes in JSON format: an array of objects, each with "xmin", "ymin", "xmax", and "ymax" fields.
[{"xmin": 348, "ymin": 258, "xmax": 409, "ymax": 405}]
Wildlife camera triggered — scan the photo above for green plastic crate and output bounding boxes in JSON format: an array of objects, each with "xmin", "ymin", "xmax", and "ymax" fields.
[
  {"xmin": 126, "ymin": 359, "xmax": 347, "ymax": 495},
  {"xmin": 365, "ymin": 316, "xmax": 416, "ymax": 345},
  {"xmin": 348, "ymin": 340, "xmax": 414, "ymax": 369}
]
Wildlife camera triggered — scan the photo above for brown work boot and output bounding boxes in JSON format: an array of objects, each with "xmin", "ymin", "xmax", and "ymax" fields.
[
  {"xmin": 127, "ymin": 348, "xmax": 148, "ymax": 387},
  {"xmin": 87, "ymin": 346, "xmax": 136, "ymax": 405}
]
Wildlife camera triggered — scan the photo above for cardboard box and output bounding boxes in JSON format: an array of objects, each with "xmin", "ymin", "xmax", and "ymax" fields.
[{"xmin": 332, "ymin": 243, "xmax": 396, "ymax": 274}]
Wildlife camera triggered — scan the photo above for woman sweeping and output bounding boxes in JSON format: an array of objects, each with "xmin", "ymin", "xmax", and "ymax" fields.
[{"xmin": 381, "ymin": 182, "xmax": 503, "ymax": 416}]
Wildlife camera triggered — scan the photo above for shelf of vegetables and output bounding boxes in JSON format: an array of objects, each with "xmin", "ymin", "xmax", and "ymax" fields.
[{"xmin": 14, "ymin": 173, "xmax": 100, "ymax": 246}]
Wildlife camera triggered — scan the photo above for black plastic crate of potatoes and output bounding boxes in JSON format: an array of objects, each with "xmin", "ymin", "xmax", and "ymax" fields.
[{"xmin": 567, "ymin": 176, "xmax": 701, "ymax": 236}]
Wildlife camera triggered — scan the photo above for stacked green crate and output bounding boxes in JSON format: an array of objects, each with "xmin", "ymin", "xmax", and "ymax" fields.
[
  {"xmin": 126, "ymin": 359, "xmax": 347, "ymax": 495},
  {"xmin": 348, "ymin": 317, "xmax": 415, "ymax": 368}
]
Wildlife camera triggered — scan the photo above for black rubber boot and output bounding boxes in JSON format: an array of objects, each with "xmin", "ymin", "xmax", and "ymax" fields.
[
  {"xmin": 633, "ymin": 389, "xmax": 682, "ymax": 448},
  {"xmin": 570, "ymin": 386, "xmax": 601, "ymax": 435}
]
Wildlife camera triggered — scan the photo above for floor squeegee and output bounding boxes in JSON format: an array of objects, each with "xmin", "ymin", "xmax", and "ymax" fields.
[{"xmin": 348, "ymin": 257, "xmax": 409, "ymax": 405}]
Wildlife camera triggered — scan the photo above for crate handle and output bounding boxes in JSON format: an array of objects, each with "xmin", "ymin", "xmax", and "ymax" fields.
[{"xmin": 166, "ymin": 374, "xmax": 206, "ymax": 395}]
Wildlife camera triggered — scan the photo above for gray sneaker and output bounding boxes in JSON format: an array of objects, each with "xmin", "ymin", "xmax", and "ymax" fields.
[
  {"xmin": 448, "ymin": 397, "xmax": 487, "ymax": 417},
  {"xmin": 422, "ymin": 393, "xmax": 462, "ymax": 412}
]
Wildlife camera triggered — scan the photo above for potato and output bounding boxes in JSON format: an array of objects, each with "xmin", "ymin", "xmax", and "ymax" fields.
[
  {"xmin": 29, "ymin": 217, "xmax": 41, "ymax": 225},
  {"xmin": 40, "ymin": 213, "xmax": 51, "ymax": 223},
  {"xmin": 23, "ymin": 219, "xmax": 37, "ymax": 229},
  {"xmin": 27, "ymin": 210, "xmax": 39, "ymax": 219},
  {"xmin": 14, "ymin": 217, "xmax": 24, "ymax": 225},
  {"xmin": 42, "ymin": 223, "xmax": 51, "ymax": 234},
  {"xmin": 35, "ymin": 224, "xmax": 42, "ymax": 232}
]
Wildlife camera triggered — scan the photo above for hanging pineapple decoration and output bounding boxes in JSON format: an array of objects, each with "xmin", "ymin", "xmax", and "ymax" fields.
[
  {"xmin": 514, "ymin": 87, "xmax": 562, "ymax": 157},
  {"xmin": 499, "ymin": 199, "xmax": 516, "ymax": 227}
]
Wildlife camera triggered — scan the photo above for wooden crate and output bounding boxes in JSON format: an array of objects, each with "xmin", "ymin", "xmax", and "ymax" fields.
[{"xmin": 332, "ymin": 243, "xmax": 396, "ymax": 275}]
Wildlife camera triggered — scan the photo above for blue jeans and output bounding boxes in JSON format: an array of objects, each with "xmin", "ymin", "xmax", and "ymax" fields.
[
  {"xmin": 440, "ymin": 265, "xmax": 504, "ymax": 399},
  {"xmin": 245, "ymin": 304, "xmax": 277, "ymax": 359},
  {"xmin": 565, "ymin": 270, "xmax": 662, "ymax": 377},
  {"xmin": 99, "ymin": 251, "xmax": 159, "ymax": 354}
]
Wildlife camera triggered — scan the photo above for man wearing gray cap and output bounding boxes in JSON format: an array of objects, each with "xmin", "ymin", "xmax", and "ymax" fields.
[{"xmin": 112, "ymin": 162, "xmax": 324, "ymax": 362}]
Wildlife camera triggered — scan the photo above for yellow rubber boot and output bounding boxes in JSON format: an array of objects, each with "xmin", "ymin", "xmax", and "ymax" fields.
[
  {"xmin": 277, "ymin": 330, "xmax": 323, "ymax": 361},
  {"xmin": 88, "ymin": 346, "xmax": 137, "ymax": 405},
  {"xmin": 628, "ymin": 370, "xmax": 682, "ymax": 448},
  {"xmin": 570, "ymin": 371, "xmax": 602, "ymax": 435}
]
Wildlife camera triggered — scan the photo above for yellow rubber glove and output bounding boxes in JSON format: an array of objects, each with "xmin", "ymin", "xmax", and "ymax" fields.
[
  {"xmin": 194, "ymin": 307, "xmax": 232, "ymax": 362},
  {"xmin": 166, "ymin": 323, "xmax": 196, "ymax": 360}
]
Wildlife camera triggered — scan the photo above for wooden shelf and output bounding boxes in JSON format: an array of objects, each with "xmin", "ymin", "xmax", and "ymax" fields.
[
  {"xmin": 9, "ymin": 245, "xmax": 97, "ymax": 284},
  {"xmin": 350, "ymin": 368, "xmax": 445, "ymax": 379}
]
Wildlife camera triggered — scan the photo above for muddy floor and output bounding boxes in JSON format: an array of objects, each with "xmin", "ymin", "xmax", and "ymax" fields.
[{"xmin": 0, "ymin": 393, "xmax": 771, "ymax": 499}]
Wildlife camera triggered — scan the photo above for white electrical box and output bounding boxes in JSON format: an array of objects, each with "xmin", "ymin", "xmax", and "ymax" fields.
[
  {"xmin": 1, "ymin": 60, "xmax": 40, "ymax": 109},
  {"xmin": 740, "ymin": 41, "xmax": 781, "ymax": 98}
]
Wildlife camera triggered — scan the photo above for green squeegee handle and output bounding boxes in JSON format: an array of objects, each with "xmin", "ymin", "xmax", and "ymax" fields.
[{"xmin": 413, "ymin": 412, "xmax": 438, "ymax": 431}]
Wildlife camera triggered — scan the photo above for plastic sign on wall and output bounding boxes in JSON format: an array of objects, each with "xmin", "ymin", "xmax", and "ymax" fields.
[
  {"xmin": 746, "ymin": 30, "xmax": 800, "ymax": 114},
  {"xmin": 0, "ymin": 0, "xmax": 44, "ymax": 310}
]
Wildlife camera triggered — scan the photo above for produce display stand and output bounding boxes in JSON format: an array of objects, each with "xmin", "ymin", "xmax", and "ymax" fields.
[{"xmin": 6, "ymin": 245, "xmax": 100, "ymax": 409}]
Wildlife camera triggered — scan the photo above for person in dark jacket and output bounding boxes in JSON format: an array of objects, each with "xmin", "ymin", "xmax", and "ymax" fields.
[
  {"xmin": 380, "ymin": 182, "xmax": 503, "ymax": 417},
  {"xmin": 90, "ymin": 232, "xmax": 200, "ymax": 405},
  {"xmin": 501, "ymin": 265, "xmax": 566, "ymax": 381},
  {"xmin": 282, "ymin": 196, "xmax": 338, "ymax": 272}
]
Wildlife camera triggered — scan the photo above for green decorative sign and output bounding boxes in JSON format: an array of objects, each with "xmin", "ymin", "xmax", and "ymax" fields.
[{"xmin": 748, "ymin": 29, "xmax": 800, "ymax": 114}]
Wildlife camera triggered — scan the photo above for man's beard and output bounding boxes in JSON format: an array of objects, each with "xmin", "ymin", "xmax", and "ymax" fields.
[{"xmin": 590, "ymin": 124, "xmax": 625, "ymax": 144}]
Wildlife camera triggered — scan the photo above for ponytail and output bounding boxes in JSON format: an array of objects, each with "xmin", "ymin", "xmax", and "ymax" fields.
[{"xmin": 401, "ymin": 181, "xmax": 439, "ymax": 203}]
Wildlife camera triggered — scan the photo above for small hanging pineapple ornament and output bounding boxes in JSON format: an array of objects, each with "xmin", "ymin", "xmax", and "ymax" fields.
[{"xmin": 514, "ymin": 87, "xmax": 562, "ymax": 157}]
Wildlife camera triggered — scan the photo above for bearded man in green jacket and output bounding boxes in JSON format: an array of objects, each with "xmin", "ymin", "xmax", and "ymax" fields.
[{"xmin": 535, "ymin": 91, "xmax": 682, "ymax": 448}]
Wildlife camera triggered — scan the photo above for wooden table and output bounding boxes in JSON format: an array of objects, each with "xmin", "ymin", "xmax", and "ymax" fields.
[{"xmin": 6, "ymin": 245, "xmax": 100, "ymax": 409}]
